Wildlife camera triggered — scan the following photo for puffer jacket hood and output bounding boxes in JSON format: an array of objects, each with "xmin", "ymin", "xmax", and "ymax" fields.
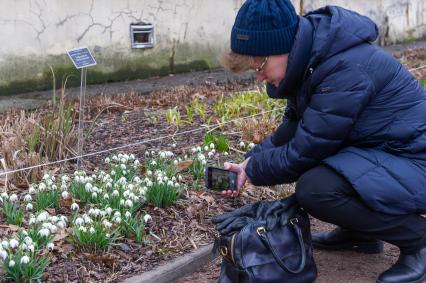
[{"xmin": 268, "ymin": 6, "xmax": 379, "ymax": 100}]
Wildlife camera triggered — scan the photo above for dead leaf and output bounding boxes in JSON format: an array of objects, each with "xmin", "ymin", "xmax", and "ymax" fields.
[
  {"xmin": 53, "ymin": 228, "xmax": 70, "ymax": 242},
  {"xmin": 198, "ymin": 194, "xmax": 215, "ymax": 205},
  {"xmin": 83, "ymin": 253, "xmax": 116, "ymax": 267},
  {"xmin": 176, "ymin": 160, "xmax": 193, "ymax": 172},
  {"xmin": 0, "ymin": 224, "xmax": 19, "ymax": 232},
  {"xmin": 46, "ymin": 208, "xmax": 56, "ymax": 215}
]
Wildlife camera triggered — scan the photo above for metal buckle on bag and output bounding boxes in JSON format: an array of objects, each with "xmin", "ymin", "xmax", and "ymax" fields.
[
  {"xmin": 256, "ymin": 226, "xmax": 266, "ymax": 236},
  {"xmin": 220, "ymin": 246, "xmax": 228, "ymax": 257},
  {"xmin": 290, "ymin": 218, "xmax": 299, "ymax": 225}
]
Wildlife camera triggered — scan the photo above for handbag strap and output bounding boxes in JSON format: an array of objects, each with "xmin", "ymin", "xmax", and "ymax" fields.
[{"xmin": 256, "ymin": 218, "xmax": 306, "ymax": 274}]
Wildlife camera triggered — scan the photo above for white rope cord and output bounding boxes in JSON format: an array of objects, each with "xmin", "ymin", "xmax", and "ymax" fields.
[
  {"xmin": 409, "ymin": 65, "xmax": 426, "ymax": 72},
  {"xmin": 0, "ymin": 107, "xmax": 285, "ymax": 177}
]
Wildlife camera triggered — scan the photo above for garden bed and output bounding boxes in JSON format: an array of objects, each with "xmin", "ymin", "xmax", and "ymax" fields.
[{"xmin": 0, "ymin": 47, "xmax": 424, "ymax": 283}]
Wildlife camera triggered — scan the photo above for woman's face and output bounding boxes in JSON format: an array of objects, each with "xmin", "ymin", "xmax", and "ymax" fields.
[{"xmin": 252, "ymin": 54, "xmax": 289, "ymax": 87}]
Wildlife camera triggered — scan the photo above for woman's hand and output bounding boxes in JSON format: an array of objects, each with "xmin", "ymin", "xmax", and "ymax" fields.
[{"xmin": 221, "ymin": 158, "xmax": 251, "ymax": 197}]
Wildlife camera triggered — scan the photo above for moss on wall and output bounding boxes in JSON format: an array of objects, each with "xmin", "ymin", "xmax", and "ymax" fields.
[{"xmin": 0, "ymin": 43, "xmax": 220, "ymax": 96}]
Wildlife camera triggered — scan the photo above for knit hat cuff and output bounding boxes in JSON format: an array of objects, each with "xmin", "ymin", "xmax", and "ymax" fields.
[{"xmin": 231, "ymin": 20, "xmax": 299, "ymax": 56}]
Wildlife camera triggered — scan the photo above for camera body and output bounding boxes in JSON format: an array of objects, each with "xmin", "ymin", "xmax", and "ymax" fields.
[{"xmin": 205, "ymin": 166, "xmax": 238, "ymax": 191}]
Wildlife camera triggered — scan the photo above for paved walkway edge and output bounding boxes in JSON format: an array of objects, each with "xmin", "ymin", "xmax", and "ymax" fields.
[{"xmin": 123, "ymin": 243, "xmax": 217, "ymax": 283}]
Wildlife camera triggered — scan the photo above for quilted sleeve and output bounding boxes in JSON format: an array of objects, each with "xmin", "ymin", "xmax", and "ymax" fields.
[{"xmin": 245, "ymin": 63, "xmax": 374, "ymax": 185}]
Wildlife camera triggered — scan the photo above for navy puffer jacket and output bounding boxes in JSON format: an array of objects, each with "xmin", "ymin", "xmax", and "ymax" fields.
[{"xmin": 245, "ymin": 6, "xmax": 426, "ymax": 215}]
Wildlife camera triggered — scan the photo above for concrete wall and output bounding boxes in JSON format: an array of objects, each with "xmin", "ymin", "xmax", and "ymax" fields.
[{"xmin": 0, "ymin": 0, "xmax": 424, "ymax": 95}]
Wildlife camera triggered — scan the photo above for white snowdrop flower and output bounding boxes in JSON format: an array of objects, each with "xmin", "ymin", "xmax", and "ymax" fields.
[
  {"xmin": 178, "ymin": 175, "xmax": 183, "ymax": 181},
  {"xmin": 91, "ymin": 192, "xmax": 98, "ymax": 198},
  {"xmin": 114, "ymin": 211, "xmax": 121, "ymax": 218},
  {"xmin": 27, "ymin": 244, "xmax": 35, "ymax": 253},
  {"xmin": 79, "ymin": 226, "xmax": 87, "ymax": 233},
  {"xmin": 61, "ymin": 184, "xmax": 67, "ymax": 190},
  {"xmin": 21, "ymin": 230, "xmax": 28, "ymax": 236},
  {"xmin": 173, "ymin": 160, "xmax": 178, "ymax": 165},
  {"xmin": 167, "ymin": 181, "xmax": 174, "ymax": 186},
  {"xmin": 85, "ymin": 183, "xmax": 93, "ymax": 192},
  {"xmin": 36, "ymin": 212, "xmax": 49, "ymax": 223},
  {"xmin": 249, "ymin": 142, "xmax": 255, "ymax": 148},
  {"xmin": 120, "ymin": 164, "xmax": 126, "ymax": 170},
  {"xmin": 89, "ymin": 227, "xmax": 96, "ymax": 234},
  {"xmin": 147, "ymin": 180, "xmax": 153, "ymax": 187},
  {"xmin": 119, "ymin": 177, "xmax": 126, "ymax": 184},
  {"xmin": 43, "ymin": 174, "xmax": 50, "ymax": 180},
  {"xmin": 113, "ymin": 217, "xmax": 121, "ymax": 224},
  {"xmin": 56, "ymin": 221, "xmax": 66, "ymax": 229},
  {"xmin": 128, "ymin": 184, "xmax": 134, "ymax": 190},
  {"xmin": 174, "ymin": 183, "xmax": 180, "ymax": 188},
  {"xmin": 106, "ymin": 233, "xmax": 111, "ymax": 238},
  {"xmin": 125, "ymin": 211, "xmax": 131, "ymax": 218},
  {"xmin": 129, "ymin": 192, "xmax": 136, "ymax": 200},
  {"xmin": 1, "ymin": 241, "xmax": 9, "ymax": 249},
  {"xmin": 158, "ymin": 180, "xmax": 164, "ymax": 185},
  {"xmin": 171, "ymin": 143, "xmax": 176, "ymax": 148},
  {"xmin": 105, "ymin": 157, "xmax": 110, "ymax": 164},
  {"xmin": 208, "ymin": 151, "xmax": 214, "ymax": 158},
  {"xmin": 123, "ymin": 190, "xmax": 130, "ymax": 198},
  {"xmin": 20, "ymin": 256, "xmax": 30, "ymax": 265},
  {"xmin": 121, "ymin": 158, "xmax": 127, "ymax": 164},
  {"xmin": 71, "ymin": 203, "xmax": 79, "ymax": 211},
  {"xmin": 38, "ymin": 228, "xmax": 50, "ymax": 237},
  {"xmin": 144, "ymin": 214, "xmax": 152, "ymax": 223},
  {"xmin": 103, "ymin": 194, "xmax": 110, "ymax": 200},
  {"xmin": 92, "ymin": 186, "xmax": 99, "ymax": 193},
  {"xmin": 134, "ymin": 160, "xmax": 140, "ymax": 166},
  {"xmin": 166, "ymin": 151, "xmax": 174, "ymax": 157},
  {"xmin": 47, "ymin": 242, "xmax": 54, "ymax": 251},
  {"xmin": 28, "ymin": 186, "xmax": 36, "ymax": 194},
  {"xmin": 112, "ymin": 190, "xmax": 119, "ymax": 197},
  {"xmin": 83, "ymin": 215, "xmax": 92, "ymax": 224},
  {"xmin": 134, "ymin": 176, "xmax": 141, "ymax": 183},
  {"xmin": 9, "ymin": 260, "xmax": 15, "ymax": 267},
  {"xmin": 145, "ymin": 170, "xmax": 153, "ymax": 177},
  {"xmin": 61, "ymin": 191, "xmax": 69, "ymax": 199},
  {"xmin": 202, "ymin": 160, "xmax": 207, "ymax": 165},
  {"xmin": 198, "ymin": 154, "xmax": 205, "ymax": 161},
  {"xmin": 112, "ymin": 155, "xmax": 118, "ymax": 161},
  {"xmin": 111, "ymin": 170, "xmax": 116, "ymax": 176},
  {"xmin": 88, "ymin": 208, "xmax": 95, "ymax": 216},
  {"xmin": 9, "ymin": 239, "xmax": 19, "ymax": 249},
  {"xmin": 75, "ymin": 217, "xmax": 84, "ymax": 226},
  {"xmin": 150, "ymin": 160, "xmax": 157, "ymax": 166},
  {"xmin": 106, "ymin": 182, "xmax": 112, "ymax": 188},
  {"xmin": 150, "ymin": 150, "xmax": 156, "ymax": 156},
  {"xmin": 120, "ymin": 199, "xmax": 125, "ymax": 206},
  {"xmin": 26, "ymin": 203, "xmax": 33, "ymax": 211},
  {"xmin": 196, "ymin": 146, "xmax": 201, "ymax": 152},
  {"xmin": 191, "ymin": 147, "xmax": 197, "ymax": 153},
  {"xmin": 51, "ymin": 185, "xmax": 57, "ymax": 191},
  {"xmin": 94, "ymin": 209, "xmax": 101, "ymax": 217},
  {"xmin": 102, "ymin": 219, "xmax": 112, "ymax": 229},
  {"xmin": 224, "ymin": 152, "xmax": 229, "ymax": 156},
  {"xmin": 61, "ymin": 175, "xmax": 69, "ymax": 182},
  {"xmin": 145, "ymin": 151, "xmax": 150, "ymax": 157},
  {"xmin": 130, "ymin": 154, "xmax": 135, "ymax": 160},
  {"xmin": 239, "ymin": 141, "xmax": 245, "ymax": 148},
  {"xmin": 9, "ymin": 194, "xmax": 18, "ymax": 202},
  {"xmin": 46, "ymin": 180, "xmax": 53, "ymax": 186},
  {"xmin": 50, "ymin": 216, "xmax": 59, "ymax": 223},
  {"xmin": 23, "ymin": 194, "xmax": 32, "ymax": 202},
  {"xmin": 159, "ymin": 151, "xmax": 166, "ymax": 158},
  {"xmin": 0, "ymin": 250, "xmax": 7, "ymax": 260},
  {"xmin": 49, "ymin": 225, "xmax": 58, "ymax": 234},
  {"xmin": 156, "ymin": 176, "xmax": 163, "ymax": 182},
  {"xmin": 204, "ymin": 146, "xmax": 209, "ymax": 151},
  {"xmin": 21, "ymin": 243, "xmax": 29, "ymax": 252},
  {"xmin": 105, "ymin": 207, "xmax": 112, "ymax": 215},
  {"xmin": 125, "ymin": 199, "xmax": 133, "ymax": 207},
  {"xmin": 51, "ymin": 175, "xmax": 56, "ymax": 181},
  {"xmin": 29, "ymin": 216, "xmax": 36, "ymax": 225},
  {"xmin": 100, "ymin": 210, "xmax": 107, "ymax": 217},
  {"xmin": 210, "ymin": 143, "xmax": 215, "ymax": 149}
]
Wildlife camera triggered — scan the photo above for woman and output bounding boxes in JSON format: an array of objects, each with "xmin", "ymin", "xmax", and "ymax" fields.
[{"xmin": 222, "ymin": 1, "xmax": 426, "ymax": 283}]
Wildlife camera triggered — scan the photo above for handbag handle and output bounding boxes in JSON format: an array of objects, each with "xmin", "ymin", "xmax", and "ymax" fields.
[{"xmin": 256, "ymin": 218, "xmax": 306, "ymax": 274}]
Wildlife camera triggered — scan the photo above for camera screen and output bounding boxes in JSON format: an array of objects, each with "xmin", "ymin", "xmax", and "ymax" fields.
[{"xmin": 208, "ymin": 168, "xmax": 236, "ymax": 190}]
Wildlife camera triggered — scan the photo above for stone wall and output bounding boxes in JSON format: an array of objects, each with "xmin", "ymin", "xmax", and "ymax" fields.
[{"xmin": 0, "ymin": 0, "xmax": 424, "ymax": 95}]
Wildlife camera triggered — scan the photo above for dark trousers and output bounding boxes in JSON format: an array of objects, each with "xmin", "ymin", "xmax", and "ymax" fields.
[{"xmin": 295, "ymin": 165, "xmax": 426, "ymax": 254}]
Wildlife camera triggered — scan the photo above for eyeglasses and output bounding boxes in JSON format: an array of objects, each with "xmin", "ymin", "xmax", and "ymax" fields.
[{"xmin": 255, "ymin": 57, "xmax": 268, "ymax": 72}]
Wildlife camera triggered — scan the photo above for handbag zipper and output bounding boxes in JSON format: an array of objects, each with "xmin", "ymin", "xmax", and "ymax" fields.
[{"xmin": 230, "ymin": 233, "xmax": 236, "ymax": 265}]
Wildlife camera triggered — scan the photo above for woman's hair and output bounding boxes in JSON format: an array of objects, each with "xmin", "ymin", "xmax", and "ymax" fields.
[{"xmin": 220, "ymin": 50, "xmax": 253, "ymax": 73}]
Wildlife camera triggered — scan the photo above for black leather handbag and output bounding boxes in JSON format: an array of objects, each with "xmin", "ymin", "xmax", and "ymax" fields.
[{"xmin": 212, "ymin": 195, "xmax": 317, "ymax": 283}]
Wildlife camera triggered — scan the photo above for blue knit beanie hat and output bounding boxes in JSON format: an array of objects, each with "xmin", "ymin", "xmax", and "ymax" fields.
[{"xmin": 231, "ymin": 0, "xmax": 299, "ymax": 56}]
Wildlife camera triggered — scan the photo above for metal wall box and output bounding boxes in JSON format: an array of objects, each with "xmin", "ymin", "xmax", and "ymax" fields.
[{"xmin": 130, "ymin": 22, "xmax": 154, "ymax": 49}]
